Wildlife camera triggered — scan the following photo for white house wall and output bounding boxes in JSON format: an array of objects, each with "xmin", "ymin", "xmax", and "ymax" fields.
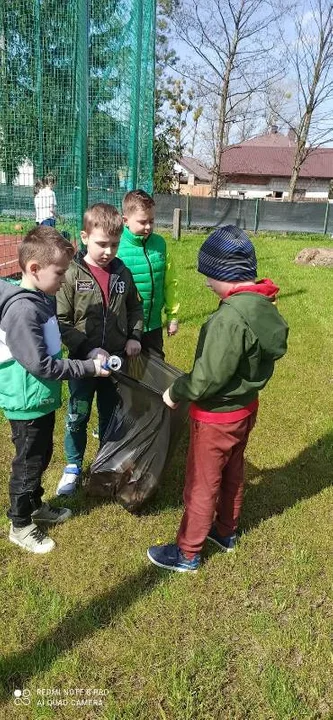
[
  {"xmin": 0, "ymin": 160, "xmax": 34, "ymax": 186},
  {"xmin": 219, "ymin": 177, "xmax": 330, "ymax": 200}
]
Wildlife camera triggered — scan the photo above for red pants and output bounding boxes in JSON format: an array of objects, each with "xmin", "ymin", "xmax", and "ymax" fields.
[{"xmin": 176, "ymin": 413, "xmax": 257, "ymax": 558}]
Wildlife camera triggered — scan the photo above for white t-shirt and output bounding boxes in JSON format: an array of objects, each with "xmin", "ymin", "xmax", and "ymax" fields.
[{"xmin": 34, "ymin": 187, "xmax": 57, "ymax": 223}]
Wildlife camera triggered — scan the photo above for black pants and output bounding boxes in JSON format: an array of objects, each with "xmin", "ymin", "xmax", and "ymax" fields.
[
  {"xmin": 7, "ymin": 412, "xmax": 55, "ymax": 528},
  {"xmin": 141, "ymin": 327, "xmax": 165, "ymax": 360}
]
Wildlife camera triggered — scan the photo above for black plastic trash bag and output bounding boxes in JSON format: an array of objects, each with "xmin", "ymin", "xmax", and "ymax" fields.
[{"xmin": 86, "ymin": 353, "xmax": 188, "ymax": 511}]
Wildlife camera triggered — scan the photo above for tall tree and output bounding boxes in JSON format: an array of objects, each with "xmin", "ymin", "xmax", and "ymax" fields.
[
  {"xmin": 171, "ymin": 0, "xmax": 288, "ymax": 196},
  {"xmin": 283, "ymin": 1, "xmax": 333, "ymax": 201}
]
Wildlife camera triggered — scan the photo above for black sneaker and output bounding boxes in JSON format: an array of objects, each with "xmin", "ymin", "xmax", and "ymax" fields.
[{"xmin": 31, "ymin": 503, "xmax": 72, "ymax": 525}]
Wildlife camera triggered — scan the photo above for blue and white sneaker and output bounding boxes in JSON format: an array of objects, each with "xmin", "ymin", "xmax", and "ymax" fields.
[
  {"xmin": 147, "ymin": 543, "xmax": 200, "ymax": 573},
  {"xmin": 56, "ymin": 464, "xmax": 81, "ymax": 496},
  {"xmin": 206, "ymin": 525, "xmax": 237, "ymax": 552}
]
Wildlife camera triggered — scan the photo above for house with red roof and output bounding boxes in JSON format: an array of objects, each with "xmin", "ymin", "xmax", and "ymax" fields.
[
  {"xmin": 177, "ymin": 126, "xmax": 333, "ymax": 200},
  {"xmin": 219, "ymin": 127, "xmax": 333, "ymax": 200}
]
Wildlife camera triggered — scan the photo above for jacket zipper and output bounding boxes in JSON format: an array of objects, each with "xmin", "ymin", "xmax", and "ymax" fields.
[
  {"xmin": 75, "ymin": 256, "xmax": 121, "ymax": 347},
  {"xmin": 102, "ymin": 273, "xmax": 120, "ymax": 346},
  {"xmin": 143, "ymin": 242, "xmax": 154, "ymax": 328}
]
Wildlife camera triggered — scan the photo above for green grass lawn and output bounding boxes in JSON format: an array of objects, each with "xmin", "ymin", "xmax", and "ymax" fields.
[
  {"xmin": 0, "ymin": 230, "xmax": 332, "ymax": 720},
  {"xmin": 0, "ymin": 217, "xmax": 77, "ymax": 239}
]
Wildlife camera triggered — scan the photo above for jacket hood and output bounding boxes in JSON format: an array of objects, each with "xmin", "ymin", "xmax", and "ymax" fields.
[
  {"xmin": 224, "ymin": 288, "xmax": 288, "ymax": 361},
  {"xmin": 0, "ymin": 279, "xmax": 41, "ymax": 322},
  {"xmin": 225, "ymin": 278, "xmax": 279, "ymax": 300}
]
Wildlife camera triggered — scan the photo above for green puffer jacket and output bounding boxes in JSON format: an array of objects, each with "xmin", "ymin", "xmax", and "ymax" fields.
[
  {"xmin": 117, "ymin": 226, "xmax": 179, "ymax": 332},
  {"xmin": 56, "ymin": 253, "xmax": 143, "ymax": 358},
  {"xmin": 169, "ymin": 286, "xmax": 288, "ymax": 412}
]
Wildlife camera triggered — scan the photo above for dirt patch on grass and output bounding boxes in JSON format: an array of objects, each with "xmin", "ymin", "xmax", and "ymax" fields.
[{"xmin": 295, "ymin": 247, "xmax": 333, "ymax": 267}]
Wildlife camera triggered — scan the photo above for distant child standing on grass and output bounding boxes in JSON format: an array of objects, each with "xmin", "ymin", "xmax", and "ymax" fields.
[
  {"xmin": 118, "ymin": 189, "xmax": 179, "ymax": 359},
  {"xmin": 0, "ymin": 226, "xmax": 110, "ymax": 554},
  {"xmin": 56, "ymin": 202, "xmax": 143, "ymax": 497},
  {"xmin": 147, "ymin": 225, "xmax": 288, "ymax": 573},
  {"xmin": 35, "ymin": 174, "xmax": 57, "ymax": 227},
  {"xmin": 33, "ymin": 178, "xmax": 43, "ymax": 225}
]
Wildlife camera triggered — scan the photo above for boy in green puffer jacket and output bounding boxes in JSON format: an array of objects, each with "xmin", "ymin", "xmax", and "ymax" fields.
[
  {"xmin": 147, "ymin": 225, "xmax": 289, "ymax": 573},
  {"xmin": 118, "ymin": 189, "xmax": 179, "ymax": 358}
]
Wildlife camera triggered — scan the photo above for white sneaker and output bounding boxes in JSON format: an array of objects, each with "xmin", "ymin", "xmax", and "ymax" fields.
[
  {"xmin": 56, "ymin": 464, "xmax": 81, "ymax": 496},
  {"xmin": 9, "ymin": 522, "xmax": 55, "ymax": 554},
  {"xmin": 32, "ymin": 502, "xmax": 72, "ymax": 524}
]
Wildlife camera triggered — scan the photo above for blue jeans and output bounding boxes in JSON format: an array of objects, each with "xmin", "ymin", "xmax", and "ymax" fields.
[
  {"xmin": 64, "ymin": 377, "xmax": 118, "ymax": 467},
  {"xmin": 40, "ymin": 218, "xmax": 56, "ymax": 227}
]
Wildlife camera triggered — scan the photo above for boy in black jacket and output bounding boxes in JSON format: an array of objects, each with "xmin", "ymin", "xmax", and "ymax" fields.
[{"xmin": 56, "ymin": 203, "xmax": 143, "ymax": 496}]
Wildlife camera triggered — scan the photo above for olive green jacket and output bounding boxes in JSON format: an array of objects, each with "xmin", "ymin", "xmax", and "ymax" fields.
[
  {"xmin": 56, "ymin": 253, "xmax": 143, "ymax": 358},
  {"xmin": 170, "ymin": 289, "xmax": 288, "ymax": 412}
]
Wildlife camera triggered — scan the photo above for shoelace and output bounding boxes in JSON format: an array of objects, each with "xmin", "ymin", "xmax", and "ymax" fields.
[
  {"xmin": 46, "ymin": 506, "xmax": 62, "ymax": 519},
  {"xmin": 30, "ymin": 526, "xmax": 48, "ymax": 544}
]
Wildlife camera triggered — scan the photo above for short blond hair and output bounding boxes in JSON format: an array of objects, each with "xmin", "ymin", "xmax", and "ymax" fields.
[
  {"xmin": 83, "ymin": 203, "xmax": 123, "ymax": 237},
  {"xmin": 19, "ymin": 226, "xmax": 74, "ymax": 271},
  {"xmin": 122, "ymin": 189, "xmax": 155, "ymax": 216}
]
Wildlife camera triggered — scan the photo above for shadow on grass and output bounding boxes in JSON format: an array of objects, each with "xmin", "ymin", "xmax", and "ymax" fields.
[
  {"xmin": 241, "ymin": 429, "xmax": 333, "ymax": 531},
  {"xmin": 140, "ymin": 427, "xmax": 333, "ymax": 525},
  {"xmin": 56, "ymin": 427, "xmax": 333, "ymax": 528},
  {"xmin": 277, "ymin": 288, "xmax": 307, "ymax": 300},
  {"xmin": 0, "ymin": 565, "xmax": 161, "ymax": 700}
]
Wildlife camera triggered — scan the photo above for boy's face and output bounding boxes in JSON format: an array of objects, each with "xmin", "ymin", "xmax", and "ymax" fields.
[
  {"xmin": 206, "ymin": 277, "xmax": 231, "ymax": 298},
  {"xmin": 81, "ymin": 228, "xmax": 120, "ymax": 268},
  {"xmin": 26, "ymin": 252, "xmax": 70, "ymax": 295},
  {"xmin": 123, "ymin": 208, "xmax": 155, "ymax": 238},
  {"xmin": 205, "ymin": 276, "xmax": 254, "ymax": 298}
]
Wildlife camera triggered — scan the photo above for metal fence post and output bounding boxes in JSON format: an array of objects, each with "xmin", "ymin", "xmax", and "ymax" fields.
[
  {"xmin": 186, "ymin": 193, "xmax": 191, "ymax": 229},
  {"xmin": 75, "ymin": 0, "xmax": 89, "ymax": 233},
  {"xmin": 173, "ymin": 208, "xmax": 182, "ymax": 240},
  {"xmin": 254, "ymin": 198, "xmax": 260, "ymax": 233},
  {"xmin": 34, "ymin": 0, "xmax": 43, "ymax": 178},
  {"xmin": 323, "ymin": 201, "xmax": 330, "ymax": 234},
  {"xmin": 127, "ymin": 0, "xmax": 143, "ymax": 190}
]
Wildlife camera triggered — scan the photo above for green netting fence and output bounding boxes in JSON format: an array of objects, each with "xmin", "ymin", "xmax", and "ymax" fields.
[{"xmin": 0, "ymin": 0, "xmax": 155, "ymax": 243}]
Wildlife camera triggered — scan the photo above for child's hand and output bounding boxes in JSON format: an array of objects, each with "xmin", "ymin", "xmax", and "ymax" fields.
[
  {"xmin": 125, "ymin": 339, "xmax": 141, "ymax": 357},
  {"xmin": 93, "ymin": 359, "xmax": 111, "ymax": 377},
  {"xmin": 167, "ymin": 320, "xmax": 179, "ymax": 336},
  {"xmin": 87, "ymin": 347, "xmax": 110, "ymax": 364},
  {"xmin": 162, "ymin": 387, "xmax": 179, "ymax": 409}
]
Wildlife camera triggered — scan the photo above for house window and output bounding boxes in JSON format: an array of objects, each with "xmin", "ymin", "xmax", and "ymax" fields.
[{"xmin": 273, "ymin": 191, "xmax": 283, "ymax": 199}]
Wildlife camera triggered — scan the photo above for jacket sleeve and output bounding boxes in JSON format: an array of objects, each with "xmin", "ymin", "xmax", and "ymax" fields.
[
  {"xmin": 169, "ymin": 311, "xmax": 243, "ymax": 403},
  {"xmin": 3, "ymin": 304, "xmax": 96, "ymax": 380},
  {"xmin": 126, "ymin": 271, "xmax": 144, "ymax": 341},
  {"xmin": 164, "ymin": 250, "xmax": 180, "ymax": 321},
  {"xmin": 56, "ymin": 271, "xmax": 93, "ymax": 358}
]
